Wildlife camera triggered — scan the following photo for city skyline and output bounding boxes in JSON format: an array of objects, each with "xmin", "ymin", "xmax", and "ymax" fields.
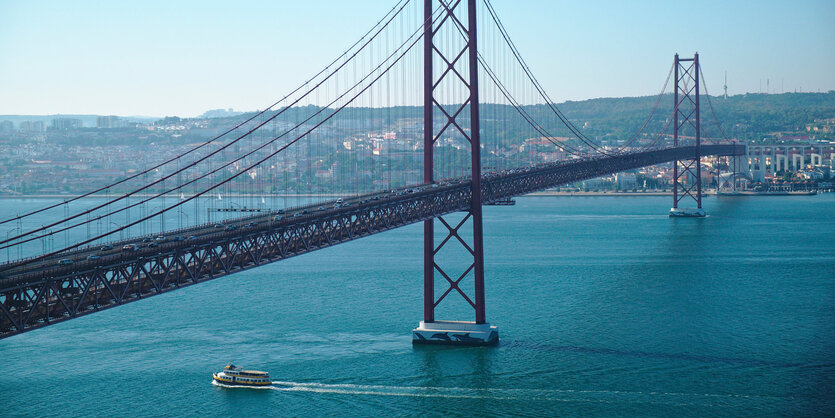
[{"xmin": 1, "ymin": 0, "xmax": 833, "ymax": 117}]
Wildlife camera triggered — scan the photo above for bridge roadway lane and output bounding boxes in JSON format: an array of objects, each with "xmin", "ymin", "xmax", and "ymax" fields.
[
  {"xmin": 0, "ymin": 144, "xmax": 744, "ymax": 285},
  {"xmin": 0, "ymin": 188, "xmax": 401, "ymax": 278},
  {"xmin": 0, "ymin": 144, "xmax": 744, "ymax": 338},
  {"xmin": 0, "ymin": 182, "xmax": 476, "ymax": 283}
]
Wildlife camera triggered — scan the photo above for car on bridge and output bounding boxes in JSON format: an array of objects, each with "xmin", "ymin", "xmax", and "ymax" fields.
[
  {"xmin": 58, "ymin": 259, "xmax": 74, "ymax": 265},
  {"xmin": 122, "ymin": 244, "xmax": 139, "ymax": 252}
]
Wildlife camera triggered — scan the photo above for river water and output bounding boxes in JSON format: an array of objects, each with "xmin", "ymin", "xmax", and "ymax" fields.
[{"xmin": 1, "ymin": 195, "xmax": 833, "ymax": 416}]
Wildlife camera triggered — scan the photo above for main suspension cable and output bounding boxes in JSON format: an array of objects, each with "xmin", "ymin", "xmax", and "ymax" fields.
[
  {"xmin": 478, "ymin": 55, "xmax": 590, "ymax": 158},
  {"xmin": 698, "ymin": 64, "xmax": 732, "ymax": 142},
  {"xmin": 0, "ymin": 0, "xmax": 411, "ymax": 229},
  {"xmin": 0, "ymin": 0, "xmax": 414, "ymax": 248},
  {"xmin": 613, "ymin": 62, "xmax": 674, "ymax": 152},
  {"xmin": 482, "ymin": 0, "xmax": 612, "ymax": 156},
  {"xmin": 1, "ymin": 3, "xmax": 442, "ymax": 265}
]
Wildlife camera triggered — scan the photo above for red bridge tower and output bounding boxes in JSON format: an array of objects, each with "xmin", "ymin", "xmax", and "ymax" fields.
[
  {"xmin": 670, "ymin": 53, "xmax": 706, "ymax": 217},
  {"xmin": 412, "ymin": 0, "xmax": 498, "ymax": 346}
]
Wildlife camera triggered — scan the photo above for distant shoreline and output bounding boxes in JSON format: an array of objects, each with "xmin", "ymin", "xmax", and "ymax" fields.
[
  {"xmin": 527, "ymin": 191, "xmax": 674, "ymax": 197},
  {"xmin": 1, "ymin": 191, "xmax": 685, "ymax": 199}
]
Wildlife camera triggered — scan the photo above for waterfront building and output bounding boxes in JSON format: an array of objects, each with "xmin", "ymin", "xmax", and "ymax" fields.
[{"xmin": 615, "ymin": 172, "xmax": 637, "ymax": 190}]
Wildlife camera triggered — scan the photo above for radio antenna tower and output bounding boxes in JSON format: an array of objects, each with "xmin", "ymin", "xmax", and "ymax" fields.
[{"xmin": 723, "ymin": 71, "xmax": 728, "ymax": 99}]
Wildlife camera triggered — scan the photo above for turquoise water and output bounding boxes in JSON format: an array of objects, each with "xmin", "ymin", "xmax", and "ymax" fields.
[{"xmin": 1, "ymin": 195, "xmax": 833, "ymax": 416}]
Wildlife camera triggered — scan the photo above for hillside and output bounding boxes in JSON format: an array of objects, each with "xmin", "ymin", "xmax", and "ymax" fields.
[{"xmin": 550, "ymin": 91, "xmax": 835, "ymax": 143}]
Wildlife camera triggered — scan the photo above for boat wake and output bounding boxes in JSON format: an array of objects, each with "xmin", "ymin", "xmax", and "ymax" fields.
[
  {"xmin": 263, "ymin": 380, "xmax": 785, "ymax": 407},
  {"xmin": 270, "ymin": 381, "xmax": 495, "ymax": 400},
  {"xmin": 213, "ymin": 379, "xmax": 785, "ymax": 408}
]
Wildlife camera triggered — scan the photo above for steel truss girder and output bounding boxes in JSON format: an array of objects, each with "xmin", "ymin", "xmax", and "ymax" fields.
[{"xmin": 0, "ymin": 144, "xmax": 744, "ymax": 339}]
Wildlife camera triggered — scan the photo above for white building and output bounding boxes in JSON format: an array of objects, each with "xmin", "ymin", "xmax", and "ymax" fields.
[{"xmin": 615, "ymin": 172, "xmax": 637, "ymax": 189}]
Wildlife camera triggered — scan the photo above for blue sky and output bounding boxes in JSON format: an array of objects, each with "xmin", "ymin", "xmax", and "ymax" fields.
[{"xmin": 1, "ymin": 0, "xmax": 833, "ymax": 117}]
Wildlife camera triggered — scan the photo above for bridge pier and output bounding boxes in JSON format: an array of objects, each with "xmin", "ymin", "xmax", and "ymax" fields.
[
  {"xmin": 412, "ymin": 0, "xmax": 498, "ymax": 347},
  {"xmin": 811, "ymin": 153, "xmax": 822, "ymax": 167},
  {"xmin": 413, "ymin": 321, "xmax": 498, "ymax": 346},
  {"xmin": 793, "ymin": 152, "xmax": 805, "ymax": 171},
  {"xmin": 755, "ymin": 155, "xmax": 766, "ymax": 182},
  {"xmin": 775, "ymin": 153, "xmax": 788, "ymax": 173}
]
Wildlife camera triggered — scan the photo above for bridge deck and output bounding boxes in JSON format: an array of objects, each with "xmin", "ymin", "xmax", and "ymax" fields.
[{"xmin": 0, "ymin": 144, "xmax": 744, "ymax": 339}]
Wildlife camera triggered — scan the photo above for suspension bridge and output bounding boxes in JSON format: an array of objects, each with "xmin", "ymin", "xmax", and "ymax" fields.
[{"xmin": 0, "ymin": 0, "xmax": 745, "ymax": 343}]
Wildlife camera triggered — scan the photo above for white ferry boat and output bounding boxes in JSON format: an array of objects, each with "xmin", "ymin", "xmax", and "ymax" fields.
[{"xmin": 212, "ymin": 364, "xmax": 271, "ymax": 387}]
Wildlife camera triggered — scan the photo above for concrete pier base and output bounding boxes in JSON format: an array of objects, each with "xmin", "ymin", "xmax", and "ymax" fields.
[
  {"xmin": 412, "ymin": 320, "xmax": 499, "ymax": 346},
  {"xmin": 669, "ymin": 207, "xmax": 706, "ymax": 218}
]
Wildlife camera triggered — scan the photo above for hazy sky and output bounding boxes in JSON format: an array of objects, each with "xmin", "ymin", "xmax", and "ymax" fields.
[{"xmin": 1, "ymin": 0, "xmax": 833, "ymax": 117}]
